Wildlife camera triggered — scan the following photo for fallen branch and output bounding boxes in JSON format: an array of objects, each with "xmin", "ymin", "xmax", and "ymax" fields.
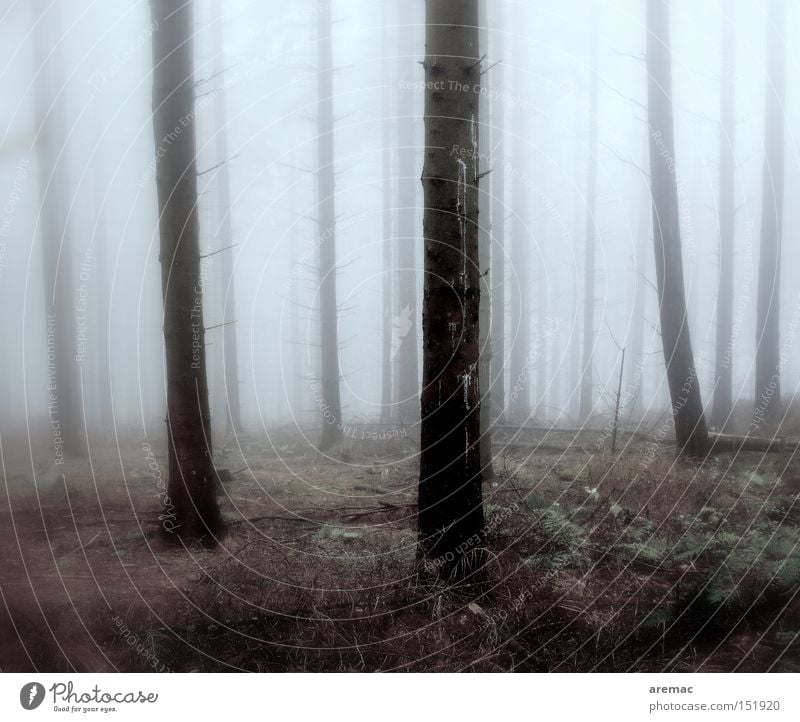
[{"xmin": 709, "ymin": 433, "xmax": 784, "ymax": 453}]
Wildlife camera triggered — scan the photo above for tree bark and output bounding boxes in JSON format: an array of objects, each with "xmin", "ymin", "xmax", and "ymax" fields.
[
  {"xmin": 418, "ymin": 0, "xmax": 485, "ymax": 584},
  {"xmin": 211, "ymin": 14, "xmax": 242, "ymax": 436},
  {"xmin": 754, "ymin": 0, "xmax": 786, "ymax": 429},
  {"xmin": 477, "ymin": 0, "xmax": 493, "ymax": 476},
  {"xmin": 628, "ymin": 176, "xmax": 651, "ymax": 419},
  {"xmin": 317, "ymin": 0, "xmax": 343, "ymax": 449},
  {"xmin": 395, "ymin": 10, "xmax": 420, "ymax": 427},
  {"xmin": 646, "ymin": 0, "xmax": 709, "ymax": 457},
  {"xmin": 32, "ymin": 0, "xmax": 85, "ymax": 460},
  {"xmin": 489, "ymin": 3, "xmax": 505, "ymax": 425},
  {"xmin": 150, "ymin": 0, "xmax": 223, "ymax": 544},
  {"xmin": 711, "ymin": 0, "xmax": 736, "ymax": 431},
  {"xmin": 580, "ymin": 11, "xmax": 598, "ymax": 425},
  {"xmin": 569, "ymin": 90, "xmax": 582, "ymax": 423},
  {"xmin": 508, "ymin": 41, "xmax": 530, "ymax": 424},
  {"xmin": 381, "ymin": 16, "xmax": 394, "ymax": 425}
]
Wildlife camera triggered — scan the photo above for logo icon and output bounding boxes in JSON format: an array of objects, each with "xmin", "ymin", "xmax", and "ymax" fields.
[
  {"xmin": 20, "ymin": 683, "xmax": 45, "ymax": 711},
  {"xmin": 391, "ymin": 305, "xmax": 413, "ymax": 360}
]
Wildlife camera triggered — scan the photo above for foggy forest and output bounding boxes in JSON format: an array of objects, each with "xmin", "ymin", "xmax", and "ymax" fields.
[{"xmin": 1, "ymin": 0, "xmax": 799, "ymax": 674}]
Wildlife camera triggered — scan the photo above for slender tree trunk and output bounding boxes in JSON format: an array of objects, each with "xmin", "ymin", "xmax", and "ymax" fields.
[
  {"xmin": 395, "ymin": 13, "xmax": 420, "ymax": 427},
  {"xmin": 628, "ymin": 178, "xmax": 651, "ymax": 418},
  {"xmin": 489, "ymin": 3, "xmax": 505, "ymax": 425},
  {"xmin": 477, "ymin": 0, "xmax": 493, "ymax": 476},
  {"xmin": 381, "ymin": 18, "xmax": 394, "ymax": 424},
  {"xmin": 289, "ymin": 179, "xmax": 304, "ymax": 422},
  {"xmin": 211, "ymin": 15, "xmax": 242, "ymax": 436},
  {"xmin": 418, "ymin": 0, "xmax": 484, "ymax": 584},
  {"xmin": 646, "ymin": 0, "xmax": 709, "ymax": 457},
  {"xmin": 711, "ymin": 0, "xmax": 736, "ymax": 431},
  {"xmin": 33, "ymin": 0, "xmax": 85, "ymax": 460},
  {"xmin": 569, "ymin": 93, "xmax": 582, "ymax": 423},
  {"xmin": 536, "ymin": 228, "xmax": 548, "ymax": 419},
  {"xmin": 580, "ymin": 13, "xmax": 598, "ymax": 425},
  {"xmin": 89, "ymin": 93, "xmax": 112, "ymax": 430},
  {"xmin": 754, "ymin": 0, "xmax": 786, "ymax": 429},
  {"xmin": 508, "ymin": 45, "xmax": 530, "ymax": 423},
  {"xmin": 150, "ymin": 0, "xmax": 223, "ymax": 544},
  {"xmin": 317, "ymin": 0, "xmax": 343, "ymax": 449}
]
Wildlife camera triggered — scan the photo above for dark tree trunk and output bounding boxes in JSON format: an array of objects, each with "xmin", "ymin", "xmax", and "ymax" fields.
[
  {"xmin": 395, "ymin": 13, "xmax": 420, "ymax": 427},
  {"xmin": 580, "ymin": 13, "xmax": 598, "ymax": 425},
  {"xmin": 489, "ymin": 3, "xmax": 505, "ymax": 425},
  {"xmin": 150, "ymin": 0, "xmax": 223, "ymax": 544},
  {"xmin": 317, "ymin": 0, "xmax": 343, "ymax": 449},
  {"xmin": 211, "ymin": 15, "xmax": 242, "ymax": 436},
  {"xmin": 477, "ymin": 0, "xmax": 493, "ymax": 476},
  {"xmin": 754, "ymin": 0, "xmax": 786, "ymax": 429},
  {"xmin": 711, "ymin": 0, "xmax": 736, "ymax": 431},
  {"xmin": 32, "ymin": 0, "xmax": 85, "ymax": 460},
  {"xmin": 628, "ymin": 179, "xmax": 651, "ymax": 418},
  {"xmin": 646, "ymin": 0, "xmax": 709, "ymax": 457},
  {"xmin": 418, "ymin": 0, "xmax": 485, "ymax": 584},
  {"xmin": 381, "ymin": 17, "xmax": 393, "ymax": 424}
]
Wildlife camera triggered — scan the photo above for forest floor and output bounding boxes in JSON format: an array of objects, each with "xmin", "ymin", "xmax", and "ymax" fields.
[{"xmin": 1, "ymin": 423, "xmax": 799, "ymax": 672}]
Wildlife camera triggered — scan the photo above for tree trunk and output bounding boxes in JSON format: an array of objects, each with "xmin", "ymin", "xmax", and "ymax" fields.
[
  {"xmin": 569, "ymin": 93, "xmax": 582, "ymax": 423},
  {"xmin": 32, "ymin": 0, "xmax": 85, "ymax": 460},
  {"xmin": 754, "ymin": 0, "xmax": 786, "ymax": 429},
  {"xmin": 580, "ymin": 12, "xmax": 598, "ymax": 425},
  {"xmin": 150, "ymin": 0, "xmax": 223, "ymax": 544},
  {"xmin": 89, "ymin": 87, "xmax": 113, "ymax": 430},
  {"xmin": 395, "ymin": 12, "xmax": 420, "ymax": 427},
  {"xmin": 289, "ymin": 180, "xmax": 304, "ymax": 422},
  {"xmin": 628, "ymin": 175, "xmax": 651, "ymax": 419},
  {"xmin": 211, "ymin": 15, "xmax": 242, "ymax": 436},
  {"xmin": 489, "ymin": 3, "xmax": 505, "ymax": 425},
  {"xmin": 317, "ymin": 0, "xmax": 343, "ymax": 449},
  {"xmin": 711, "ymin": 0, "xmax": 736, "ymax": 431},
  {"xmin": 646, "ymin": 0, "xmax": 709, "ymax": 457},
  {"xmin": 381, "ymin": 17, "xmax": 394, "ymax": 425},
  {"xmin": 418, "ymin": 0, "xmax": 484, "ymax": 584},
  {"xmin": 508, "ymin": 42, "xmax": 530, "ymax": 423},
  {"xmin": 477, "ymin": 0, "xmax": 493, "ymax": 476}
]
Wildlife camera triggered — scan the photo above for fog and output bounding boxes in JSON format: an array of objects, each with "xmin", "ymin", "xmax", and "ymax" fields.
[
  {"xmin": 1, "ymin": 0, "xmax": 797, "ymax": 457},
  {"xmin": 4, "ymin": 0, "xmax": 800, "ymax": 678}
]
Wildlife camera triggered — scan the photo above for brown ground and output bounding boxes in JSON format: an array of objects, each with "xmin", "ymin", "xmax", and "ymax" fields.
[{"xmin": 1, "ymin": 423, "xmax": 799, "ymax": 672}]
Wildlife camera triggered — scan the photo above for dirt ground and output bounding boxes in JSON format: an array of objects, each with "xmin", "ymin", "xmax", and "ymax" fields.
[{"xmin": 1, "ymin": 423, "xmax": 799, "ymax": 672}]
